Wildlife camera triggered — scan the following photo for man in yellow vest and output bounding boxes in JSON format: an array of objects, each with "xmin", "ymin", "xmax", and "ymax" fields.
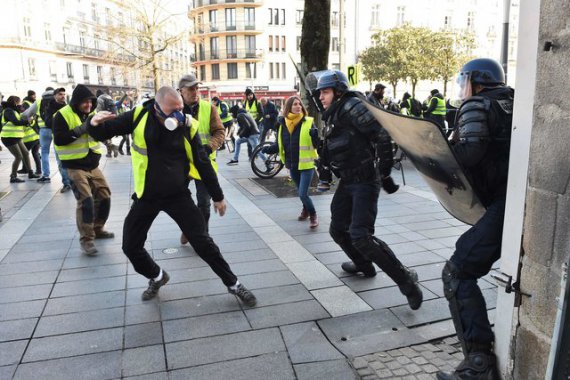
[
  {"xmin": 86, "ymin": 86, "xmax": 257, "ymax": 306},
  {"xmin": 178, "ymin": 74, "xmax": 225, "ymax": 238},
  {"xmin": 53, "ymin": 84, "xmax": 114, "ymax": 256},
  {"xmin": 423, "ymin": 89, "xmax": 447, "ymax": 131}
]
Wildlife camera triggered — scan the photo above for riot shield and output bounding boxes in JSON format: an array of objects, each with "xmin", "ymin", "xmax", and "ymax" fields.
[{"xmin": 359, "ymin": 94, "xmax": 486, "ymax": 226}]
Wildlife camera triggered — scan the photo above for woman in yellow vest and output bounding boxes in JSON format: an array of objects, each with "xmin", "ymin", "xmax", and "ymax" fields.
[
  {"xmin": 0, "ymin": 96, "xmax": 38, "ymax": 182},
  {"xmin": 266, "ymin": 96, "xmax": 319, "ymax": 228}
]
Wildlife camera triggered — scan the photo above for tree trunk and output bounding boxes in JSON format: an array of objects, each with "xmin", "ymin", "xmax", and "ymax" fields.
[{"xmin": 300, "ymin": 0, "xmax": 331, "ymax": 122}]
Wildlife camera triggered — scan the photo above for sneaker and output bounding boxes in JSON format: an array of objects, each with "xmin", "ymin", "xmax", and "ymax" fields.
[
  {"xmin": 95, "ymin": 230, "xmax": 115, "ymax": 239},
  {"xmin": 227, "ymin": 159, "xmax": 239, "ymax": 165},
  {"xmin": 37, "ymin": 176, "xmax": 51, "ymax": 183},
  {"xmin": 80, "ymin": 240, "xmax": 98, "ymax": 256},
  {"xmin": 106, "ymin": 152, "xmax": 112, "ymax": 157},
  {"xmin": 28, "ymin": 172, "xmax": 40, "ymax": 179},
  {"xmin": 228, "ymin": 283, "xmax": 257, "ymax": 307},
  {"xmin": 317, "ymin": 181, "xmax": 331, "ymax": 192},
  {"xmin": 142, "ymin": 270, "xmax": 170, "ymax": 301},
  {"xmin": 298, "ymin": 207, "xmax": 309, "ymax": 221},
  {"xmin": 112, "ymin": 145, "xmax": 119, "ymax": 157},
  {"xmin": 118, "ymin": 148, "xmax": 124, "ymax": 155},
  {"xmin": 309, "ymin": 214, "xmax": 319, "ymax": 228},
  {"xmin": 17, "ymin": 168, "xmax": 27, "ymax": 174},
  {"xmin": 180, "ymin": 233, "xmax": 188, "ymax": 245},
  {"xmin": 10, "ymin": 176, "xmax": 25, "ymax": 183},
  {"xmin": 60, "ymin": 184, "xmax": 72, "ymax": 193},
  {"xmin": 341, "ymin": 261, "xmax": 377, "ymax": 277}
]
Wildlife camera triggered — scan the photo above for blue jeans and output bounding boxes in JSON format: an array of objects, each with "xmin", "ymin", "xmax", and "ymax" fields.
[
  {"xmin": 233, "ymin": 134, "xmax": 265, "ymax": 161},
  {"xmin": 40, "ymin": 128, "xmax": 70, "ymax": 185},
  {"xmin": 289, "ymin": 167, "xmax": 315, "ymax": 215}
]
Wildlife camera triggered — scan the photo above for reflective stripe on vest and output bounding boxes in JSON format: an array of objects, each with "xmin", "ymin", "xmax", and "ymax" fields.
[
  {"xmin": 217, "ymin": 101, "xmax": 233, "ymax": 123},
  {"xmin": 23, "ymin": 126, "xmax": 39, "ymax": 143},
  {"xmin": 245, "ymin": 100, "xmax": 259, "ymax": 120},
  {"xmin": 433, "ymin": 98, "xmax": 446, "ymax": 115},
  {"xmin": 54, "ymin": 105, "xmax": 101, "ymax": 160},
  {"xmin": 196, "ymin": 99, "xmax": 218, "ymax": 174},
  {"xmin": 278, "ymin": 116, "xmax": 317, "ymax": 170},
  {"xmin": 0, "ymin": 110, "xmax": 25, "ymax": 138},
  {"xmin": 131, "ymin": 106, "xmax": 199, "ymax": 198}
]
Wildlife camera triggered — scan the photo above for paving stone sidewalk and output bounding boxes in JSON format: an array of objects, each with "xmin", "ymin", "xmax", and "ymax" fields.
[{"xmin": 0, "ymin": 144, "xmax": 496, "ymax": 379}]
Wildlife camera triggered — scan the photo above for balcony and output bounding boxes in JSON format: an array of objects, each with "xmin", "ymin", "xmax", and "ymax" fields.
[
  {"xmin": 191, "ymin": 20, "xmax": 261, "ymax": 37},
  {"xmin": 192, "ymin": 0, "xmax": 259, "ymax": 8},
  {"xmin": 193, "ymin": 48, "xmax": 262, "ymax": 63},
  {"xmin": 55, "ymin": 42, "xmax": 135, "ymax": 63}
]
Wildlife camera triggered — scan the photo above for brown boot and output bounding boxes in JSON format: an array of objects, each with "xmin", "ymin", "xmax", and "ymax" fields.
[
  {"xmin": 180, "ymin": 233, "xmax": 189, "ymax": 245},
  {"xmin": 298, "ymin": 207, "xmax": 309, "ymax": 221},
  {"xmin": 309, "ymin": 214, "xmax": 319, "ymax": 228}
]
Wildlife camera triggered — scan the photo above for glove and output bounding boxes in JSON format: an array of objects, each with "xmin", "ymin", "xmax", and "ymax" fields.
[
  {"xmin": 203, "ymin": 144, "xmax": 213, "ymax": 155},
  {"xmin": 72, "ymin": 124, "xmax": 88, "ymax": 137},
  {"xmin": 381, "ymin": 175, "xmax": 399, "ymax": 194}
]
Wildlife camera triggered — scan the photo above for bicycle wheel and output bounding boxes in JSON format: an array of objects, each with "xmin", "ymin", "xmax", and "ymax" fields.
[{"xmin": 251, "ymin": 142, "xmax": 284, "ymax": 179}]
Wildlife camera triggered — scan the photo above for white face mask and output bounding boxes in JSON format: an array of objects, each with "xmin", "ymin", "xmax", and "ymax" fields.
[{"xmin": 164, "ymin": 117, "xmax": 180, "ymax": 131}]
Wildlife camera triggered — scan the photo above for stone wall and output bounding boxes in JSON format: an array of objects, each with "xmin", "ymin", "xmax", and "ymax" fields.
[{"xmin": 515, "ymin": 0, "xmax": 570, "ymax": 378}]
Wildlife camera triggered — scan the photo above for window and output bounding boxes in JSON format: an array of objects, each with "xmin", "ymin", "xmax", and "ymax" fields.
[
  {"xmin": 94, "ymin": 34, "xmax": 100, "ymax": 50},
  {"xmin": 245, "ymin": 36, "xmax": 256, "ymax": 57},
  {"xmin": 83, "ymin": 64, "xmax": 89, "ymax": 83},
  {"xmin": 28, "ymin": 58, "xmax": 36, "ymax": 77},
  {"xmin": 209, "ymin": 10, "xmax": 218, "ymax": 31},
  {"xmin": 63, "ymin": 27, "xmax": 69, "ymax": 45},
  {"xmin": 268, "ymin": 8, "xmax": 273, "ymax": 25},
  {"xmin": 226, "ymin": 36, "xmax": 237, "ymax": 58},
  {"xmin": 396, "ymin": 6, "xmax": 406, "ymax": 26},
  {"xmin": 444, "ymin": 14, "xmax": 452, "ymax": 29},
  {"xmin": 111, "ymin": 68, "xmax": 116, "ymax": 85},
  {"xmin": 282, "ymin": 63, "xmax": 286, "ymax": 79},
  {"xmin": 80, "ymin": 31, "xmax": 86, "ymax": 48},
  {"xmin": 296, "ymin": 36, "xmax": 301, "ymax": 51},
  {"xmin": 281, "ymin": 36, "xmax": 286, "ymax": 52},
  {"xmin": 467, "ymin": 11, "xmax": 475, "ymax": 30},
  {"xmin": 276, "ymin": 62, "xmax": 280, "ymax": 79},
  {"xmin": 274, "ymin": 8, "xmax": 279, "ymax": 25},
  {"xmin": 212, "ymin": 64, "xmax": 220, "ymax": 80},
  {"xmin": 268, "ymin": 35, "xmax": 273, "ymax": 52},
  {"xmin": 44, "ymin": 23, "xmax": 52, "ymax": 42},
  {"xmin": 275, "ymin": 36, "xmax": 279, "ymax": 51},
  {"xmin": 332, "ymin": 37, "xmax": 339, "ymax": 52},
  {"xmin": 91, "ymin": 2, "xmax": 97, "ymax": 21},
  {"xmin": 245, "ymin": 8, "xmax": 255, "ymax": 29},
  {"xmin": 269, "ymin": 63, "xmax": 273, "ymax": 79},
  {"xmin": 370, "ymin": 4, "xmax": 380, "ymax": 27},
  {"xmin": 227, "ymin": 63, "xmax": 238, "ymax": 79},
  {"xmin": 296, "ymin": 9, "xmax": 303, "ymax": 24},
  {"xmin": 198, "ymin": 43, "xmax": 205, "ymax": 60},
  {"xmin": 210, "ymin": 37, "xmax": 219, "ymax": 59},
  {"xmin": 49, "ymin": 61, "xmax": 57, "ymax": 81},
  {"xmin": 246, "ymin": 62, "xmax": 256, "ymax": 79},
  {"xmin": 200, "ymin": 65, "xmax": 206, "ymax": 81},
  {"xmin": 66, "ymin": 62, "xmax": 74, "ymax": 79},
  {"xmin": 23, "ymin": 18, "xmax": 32, "ymax": 38},
  {"xmin": 280, "ymin": 9, "xmax": 285, "ymax": 25},
  {"xmin": 225, "ymin": 8, "xmax": 236, "ymax": 30},
  {"xmin": 331, "ymin": 11, "xmax": 339, "ymax": 27},
  {"xmin": 97, "ymin": 66, "xmax": 103, "ymax": 84}
]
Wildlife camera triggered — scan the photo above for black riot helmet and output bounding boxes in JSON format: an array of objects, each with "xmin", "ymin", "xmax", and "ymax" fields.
[
  {"xmin": 459, "ymin": 58, "xmax": 505, "ymax": 86},
  {"xmin": 316, "ymin": 70, "xmax": 349, "ymax": 93}
]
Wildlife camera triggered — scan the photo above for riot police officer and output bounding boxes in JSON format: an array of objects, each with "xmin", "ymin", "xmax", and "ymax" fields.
[
  {"xmin": 437, "ymin": 58, "xmax": 514, "ymax": 380},
  {"xmin": 316, "ymin": 70, "xmax": 423, "ymax": 310}
]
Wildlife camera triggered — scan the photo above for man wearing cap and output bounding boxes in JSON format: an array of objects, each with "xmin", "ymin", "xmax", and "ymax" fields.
[
  {"xmin": 367, "ymin": 83, "xmax": 386, "ymax": 108},
  {"xmin": 423, "ymin": 89, "xmax": 446, "ymax": 130},
  {"xmin": 53, "ymin": 84, "xmax": 114, "ymax": 256},
  {"xmin": 244, "ymin": 88, "xmax": 264, "ymax": 126},
  {"xmin": 178, "ymin": 74, "xmax": 225, "ymax": 239},
  {"xmin": 211, "ymin": 96, "xmax": 234, "ymax": 150}
]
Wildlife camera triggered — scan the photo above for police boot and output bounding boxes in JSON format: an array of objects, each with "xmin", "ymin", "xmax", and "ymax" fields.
[
  {"xmin": 354, "ymin": 236, "xmax": 423, "ymax": 310},
  {"xmin": 341, "ymin": 261, "xmax": 376, "ymax": 277},
  {"xmin": 436, "ymin": 350, "xmax": 499, "ymax": 380}
]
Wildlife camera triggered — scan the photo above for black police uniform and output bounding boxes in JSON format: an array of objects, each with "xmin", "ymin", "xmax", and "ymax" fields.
[
  {"xmin": 321, "ymin": 90, "xmax": 423, "ymax": 310},
  {"xmin": 439, "ymin": 86, "xmax": 514, "ymax": 380}
]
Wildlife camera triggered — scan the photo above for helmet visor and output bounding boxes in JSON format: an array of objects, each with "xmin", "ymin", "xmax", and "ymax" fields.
[{"xmin": 456, "ymin": 72, "xmax": 473, "ymax": 101}]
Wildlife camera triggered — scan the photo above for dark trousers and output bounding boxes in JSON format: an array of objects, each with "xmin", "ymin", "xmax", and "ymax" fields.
[
  {"xmin": 450, "ymin": 197, "xmax": 506, "ymax": 345},
  {"xmin": 122, "ymin": 191, "xmax": 237, "ymax": 286},
  {"xmin": 194, "ymin": 180, "xmax": 211, "ymax": 229},
  {"xmin": 427, "ymin": 114, "xmax": 446, "ymax": 131},
  {"xmin": 119, "ymin": 135, "xmax": 130, "ymax": 152},
  {"xmin": 24, "ymin": 141, "xmax": 41, "ymax": 173}
]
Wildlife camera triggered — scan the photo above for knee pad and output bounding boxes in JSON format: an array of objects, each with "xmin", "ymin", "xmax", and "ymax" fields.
[
  {"xmin": 442, "ymin": 260, "xmax": 461, "ymax": 301},
  {"xmin": 97, "ymin": 197, "xmax": 111, "ymax": 221},
  {"xmin": 81, "ymin": 197, "xmax": 94, "ymax": 223}
]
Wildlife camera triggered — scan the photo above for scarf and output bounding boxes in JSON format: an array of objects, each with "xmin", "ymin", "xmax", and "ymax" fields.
[{"xmin": 285, "ymin": 113, "xmax": 303, "ymax": 134}]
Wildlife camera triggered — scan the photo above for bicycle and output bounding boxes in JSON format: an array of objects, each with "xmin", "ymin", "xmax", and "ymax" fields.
[{"xmin": 250, "ymin": 141, "xmax": 284, "ymax": 179}]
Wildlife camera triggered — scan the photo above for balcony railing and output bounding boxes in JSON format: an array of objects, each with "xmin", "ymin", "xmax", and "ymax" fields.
[
  {"xmin": 193, "ymin": 0, "xmax": 257, "ymax": 7},
  {"xmin": 55, "ymin": 42, "xmax": 136, "ymax": 63},
  {"xmin": 194, "ymin": 20, "xmax": 259, "ymax": 34},
  {"xmin": 194, "ymin": 48, "xmax": 261, "ymax": 62}
]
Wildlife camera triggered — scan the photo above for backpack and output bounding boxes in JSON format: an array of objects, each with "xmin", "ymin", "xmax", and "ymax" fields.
[{"xmin": 409, "ymin": 98, "xmax": 422, "ymax": 117}]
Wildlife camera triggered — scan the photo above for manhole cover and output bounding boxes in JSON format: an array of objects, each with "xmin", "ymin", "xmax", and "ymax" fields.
[
  {"xmin": 0, "ymin": 191, "xmax": 10, "ymax": 201},
  {"xmin": 162, "ymin": 248, "xmax": 179, "ymax": 255}
]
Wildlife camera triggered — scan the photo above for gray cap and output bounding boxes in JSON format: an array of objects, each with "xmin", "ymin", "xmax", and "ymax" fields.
[{"xmin": 178, "ymin": 74, "xmax": 201, "ymax": 89}]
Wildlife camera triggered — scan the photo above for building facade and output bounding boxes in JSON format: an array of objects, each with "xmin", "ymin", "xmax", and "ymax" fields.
[{"xmin": 0, "ymin": 0, "xmax": 193, "ymax": 100}]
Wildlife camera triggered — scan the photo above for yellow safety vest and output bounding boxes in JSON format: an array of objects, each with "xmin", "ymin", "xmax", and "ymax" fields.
[
  {"xmin": 0, "ymin": 109, "xmax": 25, "ymax": 138},
  {"xmin": 245, "ymin": 100, "xmax": 259, "ymax": 121},
  {"xmin": 195, "ymin": 99, "xmax": 218, "ymax": 174},
  {"xmin": 54, "ymin": 105, "xmax": 101, "ymax": 160},
  {"xmin": 130, "ymin": 106, "xmax": 200, "ymax": 199},
  {"xmin": 278, "ymin": 116, "xmax": 317, "ymax": 170},
  {"xmin": 23, "ymin": 125, "xmax": 40, "ymax": 143},
  {"xmin": 36, "ymin": 99, "xmax": 46, "ymax": 128},
  {"xmin": 432, "ymin": 97, "xmax": 446, "ymax": 116},
  {"xmin": 216, "ymin": 101, "xmax": 233, "ymax": 123}
]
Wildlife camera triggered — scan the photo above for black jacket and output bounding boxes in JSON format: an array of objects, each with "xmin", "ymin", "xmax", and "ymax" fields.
[
  {"xmin": 88, "ymin": 100, "xmax": 223, "ymax": 201},
  {"xmin": 43, "ymin": 100, "xmax": 66, "ymax": 130},
  {"xmin": 236, "ymin": 112, "xmax": 259, "ymax": 138},
  {"xmin": 262, "ymin": 101, "xmax": 279, "ymax": 129}
]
